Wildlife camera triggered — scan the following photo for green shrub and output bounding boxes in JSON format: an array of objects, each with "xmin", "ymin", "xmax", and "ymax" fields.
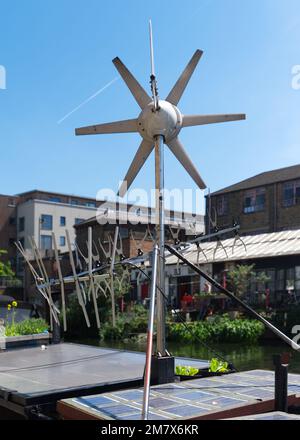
[
  {"xmin": 168, "ymin": 317, "xmax": 265, "ymax": 344},
  {"xmin": 5, "ymin": 318, "xmax": 48, "ymax": 336},
  {"xmin": 99, "ymin": 304, "xmax": 148, "ymax": 341}
]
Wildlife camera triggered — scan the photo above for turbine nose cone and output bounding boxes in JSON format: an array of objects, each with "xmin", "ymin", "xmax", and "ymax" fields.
[{"xmin": 137, "ymin": 100, "xmax": 182, "ymax": 142}]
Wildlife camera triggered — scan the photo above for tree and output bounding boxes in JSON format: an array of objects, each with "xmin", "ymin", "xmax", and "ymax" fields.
[
  {"xmin": 227, "ymin": 264, "xmax": 269, "ymax": 299},
  {"xmin": 0, "ymin": 250, "xmax": 15, "ymax": 278}
]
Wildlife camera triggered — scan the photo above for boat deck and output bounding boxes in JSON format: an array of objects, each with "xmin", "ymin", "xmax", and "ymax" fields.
[
  {"xmin": 0, "ymin": 342, "xmax": 208, "ymax": 417},
  {"xmin": 57, "ymin": 369, "xmax": 300, "ymax": 420}
]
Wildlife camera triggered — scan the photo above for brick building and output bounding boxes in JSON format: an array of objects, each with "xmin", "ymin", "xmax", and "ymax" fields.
[{"xmin": 206, "ymin": 164, "xmax": 300, "ymax": 236}]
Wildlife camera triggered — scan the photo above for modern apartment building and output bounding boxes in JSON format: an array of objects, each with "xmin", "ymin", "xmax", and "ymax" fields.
[{"xmin": 0, "ymin": 190, "xmax": 102, "ymax": 272}]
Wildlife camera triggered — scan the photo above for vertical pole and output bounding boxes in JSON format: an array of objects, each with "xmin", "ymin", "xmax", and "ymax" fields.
[
  {"xmin": 53, "ymin": 233, "xmax": 67, "ymax": 332},
  {"xmin": 155, "ymin": 134, "xmax": 166, "ymax": 356},
  {"xmin": 110, "ymin": 226, "xmax": 119, "ymax": 327},
  {"xmin": 88, "ymin": 227, "xmax": 101, "ymax": 329},
  {"xmin": 142, "ymin": 244, "xmax": 159, "ymax": 420},
  {"xmin": 273, "ymin": 353, "xmax": 290, "ymax": 412}
]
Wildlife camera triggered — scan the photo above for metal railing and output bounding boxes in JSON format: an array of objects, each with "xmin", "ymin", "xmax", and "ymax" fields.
[{"xmin": 0, "ymin": 277, "xmax": 22, "ymax": 288}]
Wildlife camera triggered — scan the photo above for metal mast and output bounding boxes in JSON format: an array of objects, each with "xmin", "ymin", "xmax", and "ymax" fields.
[{"xmin": 149, "ymin": 19, "xmax": 166, "ymax": 355}]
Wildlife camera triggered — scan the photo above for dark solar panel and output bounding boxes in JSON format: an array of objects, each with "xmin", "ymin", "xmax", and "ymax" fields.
[
  {"xmin": 236, "ymin": 388, "xmax": 274, "ymax": 399},
  {"xmin": 149, "ymin": 397, "xmax": 177, "ymax": 409},
  {"xmin": 202, "ymin": 396, "xmax": 248, "ymax": 407},
  {"xmin": 115, "ymin": 390, "xmax": 144, "ymax": 401},
  {"xmin": 100, "ymin": 404, "xmax": 139, "ymax": 417},
  {"xmin": 175, "ymin": 391, "xmax": 215, "ymax": 401},
  {"xmin": 164, "ymin": 404, "xmax": 207, "ymax": 417},
  {"xmin": 77, "ymin": 396, "xmax": 114, "ymax": 406}
]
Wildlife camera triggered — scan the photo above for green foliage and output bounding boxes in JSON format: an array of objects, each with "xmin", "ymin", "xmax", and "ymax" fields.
[
  {"xmin": 0, "ymin": 249, "xmax": 15, "ymax": 278},
  {"xmin": 168, "ymin": 317, "xmax": 265, "ymax": 344},
  {"xmin": 208, "ymin": 358, "xmax": 229, "ymax": 373},
  {"xmin": 227, "ymin": 264, "xmax": 270, "ymax": 298},
  {"xmin": 99, "ymin": 304, "xmax": 148, "ymax": 341},
  {"xmin": 175, "ymin": 365, "xmax": 199, "ymax": 376},
  {"xmin": 5, "ymin": 318, "xmax": 48, "ymax": 336},
  {"xmin": 63, "ymin": 264, "xmax": 132, "ymax": 339}
]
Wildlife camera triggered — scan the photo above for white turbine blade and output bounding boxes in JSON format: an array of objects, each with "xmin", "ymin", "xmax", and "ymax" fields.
[
  {"xmin": 75, "ymin": 118, "xmax": 138, "ymax": 136},
  {"xmin": 118, "ymin": 140, "xmax": 154, "ymax": 197},
  {"xmin": 183, "ymin": 113, "xmax": 246, "ymax": 127},
  {"xmin": 113, "ymin": 57, "xmax": 152, "ymax": 109},
  {"xmin": 166, "ymin": 50, "xmax": 203, "ymax": 106},
  {"xmin": 167, "ymin": 137, "xmax": 206, "ymax": 189}
]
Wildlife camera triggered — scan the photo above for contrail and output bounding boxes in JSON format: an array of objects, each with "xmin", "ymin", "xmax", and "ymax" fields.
[{"xmin": 57, "ymin": 76, "xmax": 119, "ymax": 124}]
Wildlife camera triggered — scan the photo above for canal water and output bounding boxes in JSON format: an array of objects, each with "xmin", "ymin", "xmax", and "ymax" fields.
[{"xmin": 70, "ymin": 338, "xmax": 300, "ymax": 374}]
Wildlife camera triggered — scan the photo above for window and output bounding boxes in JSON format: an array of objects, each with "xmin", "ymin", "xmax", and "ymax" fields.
[
  {"xmin": 216, "ymin": 195, "xmax": 228, "ymax": 216},
  {"xmin": 276, "ymin": 269, "xmax": 285, "ymax": 291},
  {"xmin": 71, "ymin": 199, "xmax": 79, "ymax": 205},
  {"xmin": 40, "ymin": 214, "xmax": 53, "ymax": 230},
  {"xmin": 75, "ymin": 218, "xmax": 85, "ymax": 225},
  {"xmin": 40, "ymin": 235, "xmax": 52, "ymax": 250},
  {"xmin": 49, "ymin": 197, "xmax": 61, "ymax": 203},
  {"xmin": 60, "ymin": 216, "xmax": 66, "ymax": 226},
  {"xmin": 19, "ymin": 217, "xmax": 25, "ymax": 232},
  {"xmin": 86, "ymin": 202, "xmax": 96, "ymax": 207},
  {"xmin": 9, "ymin": 238, "xmax": 15, "ymax": 246},
  {"xmin": 243, "ymin": 188, "xmax": 266, "ymax": 213},
  {"xmin": 60, "ymin": 236, "xmax": 66, "ymax": 246},
  {"xmin": 9, "ymin": 216, "xmax": 16, "ymax": 225},
  {"xmin": 283, "ymin": 180, "xmax": 300, "ymax": 207},
  {"xmin": 119, "ymin": 227, "xmax": 129, "ymax": 238}
]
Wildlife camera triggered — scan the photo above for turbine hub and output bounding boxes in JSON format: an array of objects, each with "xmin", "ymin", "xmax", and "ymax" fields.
[{"xmin": 137, "ymin": 100, "xmax": 182, "ymax": 142}]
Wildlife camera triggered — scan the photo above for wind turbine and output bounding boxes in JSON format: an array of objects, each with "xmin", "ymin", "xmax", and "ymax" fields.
[{"xmin": 75, "ymin": 21, "xmax": 246, "ymax": 357}]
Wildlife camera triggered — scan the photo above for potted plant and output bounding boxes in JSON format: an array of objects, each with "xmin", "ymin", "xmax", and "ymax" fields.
[{"xmin": 175, "ymin": 358, "xmax": 235, "ymax": 381}]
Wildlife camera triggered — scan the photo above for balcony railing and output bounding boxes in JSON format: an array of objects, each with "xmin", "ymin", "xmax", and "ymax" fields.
[{"xmin": 0, "ymin": 277, "xmax": 23, "ymax": 288}]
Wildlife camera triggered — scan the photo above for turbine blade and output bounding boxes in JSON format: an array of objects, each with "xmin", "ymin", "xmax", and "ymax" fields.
[
  {"xmin": 75, "ymin": 118, "xmax": 138, "ymax": 136},
  {"xmin": 167, "ymin": 137, "xmax": 206, "ymax": 189},
  {"xmin": 113, "ymin": 57, "xmax": 152, "ymax": 109},
  {"xmin": 166, "ymin": 50, "xmax": 203, "ymax": 106},
  {"xmin": 183, "ymin": 113, "xmax": 246, "ymax": 127},
  {"xmin": 118, "ymin": 140, "xmax": 154, "ymax": 197}
]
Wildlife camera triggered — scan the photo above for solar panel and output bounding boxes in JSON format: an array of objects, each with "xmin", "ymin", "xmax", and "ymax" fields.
[
  {"xmin": 164, "ymin": 404, "xmax": 208, "ymax": 417},
  {"xmin": 58, "ymin": 369, "xmax": 300, "ymax": 420},
  {"xmin": 174, "ymin": 390, "xmax": 215, "ymax": 400},
  {"xmin": 148, "ymin": 397, "xmax": 177, "ymax": 409},
  {"xmin": 199, "ymin": 396, "xmax": 248, "ymax": 408}
]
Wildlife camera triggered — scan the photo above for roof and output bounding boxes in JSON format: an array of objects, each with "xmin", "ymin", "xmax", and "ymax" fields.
[
  {"xmin": 166, "ymin": 229, "xmax": 300, "ymax": 265},
  {"xmin": 210, "ymin": 164, "xmax": 300, "ymax": 196},
  {"xmin": 75, "ymin": 208, "xmax": 204, "ymax": 234},
  {"xmin": 16, "ymin": 189, "xmax": 99, "ymax": 202}
]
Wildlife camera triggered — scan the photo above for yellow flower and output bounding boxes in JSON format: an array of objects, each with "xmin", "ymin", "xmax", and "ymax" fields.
[
  {"xmin": 7, "ymin": 304, "xmax": 11, "ymax": 310},
  {"xmin": 12, "ymin": 301, "xmax": 18, "ymax": 308}
]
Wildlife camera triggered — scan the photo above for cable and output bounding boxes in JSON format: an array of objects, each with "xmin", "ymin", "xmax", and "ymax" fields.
[{"xmin": 120, "ymin": 260, "xmax": 234, "ymax": 368}]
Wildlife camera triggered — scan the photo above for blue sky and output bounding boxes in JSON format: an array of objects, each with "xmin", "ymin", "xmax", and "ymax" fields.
[{"xmin": 0, "ymin": 0, "xmax": 299, "ymax": 212}]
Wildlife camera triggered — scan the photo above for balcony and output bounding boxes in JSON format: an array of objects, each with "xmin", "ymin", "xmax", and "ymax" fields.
[{"xmin": 0, "ymin": 277, "xmax": 23, "ymax": 289}]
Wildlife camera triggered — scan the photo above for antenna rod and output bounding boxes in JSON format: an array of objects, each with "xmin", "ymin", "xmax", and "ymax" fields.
[{"xmin": 149, "ymin": 19, "xmax": 159, "ymax": 111}]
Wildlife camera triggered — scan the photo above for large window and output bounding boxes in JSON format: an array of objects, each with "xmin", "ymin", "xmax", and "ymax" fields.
[
  {"xmin": 216, "ymin": 195, "xmax": 228, "ymax": 216},
  {"xmin": 283, "ymin": 180, "xmax": 300, "ymax": 207},
  {"xmin": 40, "ymin": 235, "xmax": 52, "ymax": 250},
  {"xmin": 75, "ymin": 218, "xmax": 85, "ymax": 225},
  {"xmin": 40, "ymin": 214, "xmax": 53, "ymax": 230},
  {"xmin": 243, "ymin": 188, "xmax": 266, "ymax": 214},
  {"xmin": 18, "ymin": 217, "xmax": 25, "ymax": 232},
  {"xmin": 60, "ymin": 216, "xmax": 66, "ymax": 226},
  {"xmin": 60, "ymin": 236, "xmax": 66, "ymax": 246}
]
